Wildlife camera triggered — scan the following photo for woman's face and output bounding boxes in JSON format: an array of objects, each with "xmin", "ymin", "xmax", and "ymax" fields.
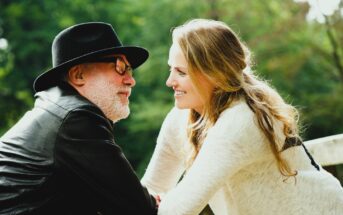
[{"xmin": 166, "ymin": 42, "xmax": 214, "ymax": 114}]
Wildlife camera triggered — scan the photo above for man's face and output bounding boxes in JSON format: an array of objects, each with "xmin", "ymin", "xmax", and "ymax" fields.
[{"xmin": 80, "ymin": 55, "xmax": 135, "ymax": 122}]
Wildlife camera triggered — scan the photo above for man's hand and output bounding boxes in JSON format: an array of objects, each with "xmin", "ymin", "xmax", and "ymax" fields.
[{"xmin": 155, "ymin": 195, "xmax": 161, "ymax": 208}]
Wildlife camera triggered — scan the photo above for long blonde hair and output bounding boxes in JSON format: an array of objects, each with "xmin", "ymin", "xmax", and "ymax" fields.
[{"xmin": 172, "ymin": 19, "xmax": 300, "ymax": 177}]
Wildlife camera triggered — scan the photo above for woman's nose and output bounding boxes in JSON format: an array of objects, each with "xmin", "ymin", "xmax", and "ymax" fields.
[{"xmin": 166, "ymin": 73, "xmax": 175, "ymax": 87}]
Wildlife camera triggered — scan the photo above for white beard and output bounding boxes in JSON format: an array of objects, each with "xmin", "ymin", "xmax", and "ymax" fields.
[
  {"xmin": 84, "ymin": 79, "xmax": 131, "ymax": 122},
  {"xmin": 111, "ymin": 94, "xmax": 130, "ymax": 123}
]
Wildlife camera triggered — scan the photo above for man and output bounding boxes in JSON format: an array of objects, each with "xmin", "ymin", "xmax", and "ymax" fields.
[{"xmin": 0, "ymin": 22, "xmax": 157, "ymax": 214}]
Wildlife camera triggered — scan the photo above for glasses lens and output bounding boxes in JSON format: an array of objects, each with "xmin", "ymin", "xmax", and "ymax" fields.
[
  {"xmin": 116, "ymin": 57, "xmax": 126, "ymax": 75},
  {"xmin": 116, "ymin": 57, "xmax": 132, "ymax": 76},
  {"xmin": 94, "ymin": 56, "xmax": 132, "ymax": 76}
]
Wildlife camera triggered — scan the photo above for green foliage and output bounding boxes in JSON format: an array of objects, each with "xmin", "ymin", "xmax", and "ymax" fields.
[{"xmin": 0, "ymin": 0, "xmax": 342, "ymax": 180}]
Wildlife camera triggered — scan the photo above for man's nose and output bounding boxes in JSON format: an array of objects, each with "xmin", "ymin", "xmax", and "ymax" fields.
[{"xmin": 123, "ymin": 73, "xmax": 136, "ymax": 87}]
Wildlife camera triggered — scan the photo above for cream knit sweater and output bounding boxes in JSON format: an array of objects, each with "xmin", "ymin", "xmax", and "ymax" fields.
[{"xmin": 141, "ymin": 101, "xmax": 343, "ymax": 215}]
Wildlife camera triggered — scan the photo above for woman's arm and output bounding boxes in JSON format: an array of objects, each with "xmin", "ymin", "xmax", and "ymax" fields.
[
  {"xmin": 157, "ymin": 103, "xmax": 265, "ymax": 215},
  {"xmin": 141, "ymin": 107, "xmax": 188, "ymax": 196}
]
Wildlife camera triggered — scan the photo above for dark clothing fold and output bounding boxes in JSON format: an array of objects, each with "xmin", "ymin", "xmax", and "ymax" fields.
[{"xmin": 0, "ymin": 84, "xmax": 156, "ymax": 215}]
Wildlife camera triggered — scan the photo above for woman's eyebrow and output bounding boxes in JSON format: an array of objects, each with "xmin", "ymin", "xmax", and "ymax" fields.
[{"xmin": 175, "ymin": 66, "xmax": 187, "ymax": 71}]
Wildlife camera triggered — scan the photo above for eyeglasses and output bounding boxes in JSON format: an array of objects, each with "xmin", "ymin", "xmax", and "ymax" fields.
[{"xmin": 94, "ymin": 56, "xmax": 133, "ymax": 76}]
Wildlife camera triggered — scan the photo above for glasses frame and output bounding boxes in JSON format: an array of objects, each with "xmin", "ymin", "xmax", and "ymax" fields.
[{"xmin": 91, "ymin": 56, "xmax": 133, "ymax": 76}]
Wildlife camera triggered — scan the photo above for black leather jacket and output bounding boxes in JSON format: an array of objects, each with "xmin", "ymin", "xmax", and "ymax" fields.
[{"xmin": 0, "ymin": 84, "xmax": 157, "ymax": 215}]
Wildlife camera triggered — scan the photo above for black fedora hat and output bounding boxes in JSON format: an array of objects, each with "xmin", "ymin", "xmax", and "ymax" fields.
[{"xmin": 33, "ymin": 22, "xmax": 149, "ymax": 92}]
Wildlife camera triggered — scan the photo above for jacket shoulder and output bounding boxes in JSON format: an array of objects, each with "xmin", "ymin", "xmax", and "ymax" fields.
[{"xmin": 34, "ymin": 85, "xmax": 103, "ymax": 120}]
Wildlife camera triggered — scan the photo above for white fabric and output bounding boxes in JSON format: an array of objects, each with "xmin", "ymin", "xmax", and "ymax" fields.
[
  {"xmin": 305, "ymin": 134, "xmax": 343, "ymax": 166},
  {"xmin": 142, "ymin": 101, "xmax": 343, "ymax": 215}
]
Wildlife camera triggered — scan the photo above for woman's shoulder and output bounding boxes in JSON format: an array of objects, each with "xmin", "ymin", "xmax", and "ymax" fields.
[
  {"xmin": 167, "ymin": 106, "xmax": 189, "ymax": 120},
  {"xmin": 209, "ymin": 99, "xmax": 268, "ymax": 147},
  {"xmin": 159, "ymin": 107, "xmax": 189, "ymax": 139},
  {"xmin": 163, "ymin": 107, "xmax": 189, "ymax": 129},
  {"xmin": 218, "ymin": 99, "xmax": 255, "ymax": 126},
  {"xmin": 156, "ymin": 107, "xmax": 189, "ymax": 155},
  {"xmin": 214, "ymin": 99, "xmax": 285, "ymax": 152}
]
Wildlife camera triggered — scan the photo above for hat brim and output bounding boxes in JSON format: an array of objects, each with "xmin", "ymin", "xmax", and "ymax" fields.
[{"xmin": 33, "ymin": 46, "xmax": 149, "ymax": 92}]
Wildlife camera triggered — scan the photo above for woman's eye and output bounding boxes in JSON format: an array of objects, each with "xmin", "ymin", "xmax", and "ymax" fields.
[
  {"xmin": 176, "ymin": 69, "xmax": 186, "ymax": 76},
  {"xmin": 169, "ymin": 67, "xmax": 187, "ymax": 76}
]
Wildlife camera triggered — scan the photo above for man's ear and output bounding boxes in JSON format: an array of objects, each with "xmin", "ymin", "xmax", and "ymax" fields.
[{"xmin": 68, "ymin": 65, "xmax": 85, "ymax": 87}]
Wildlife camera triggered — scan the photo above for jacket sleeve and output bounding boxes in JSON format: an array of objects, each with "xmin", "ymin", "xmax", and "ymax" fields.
[
  {"xmin": 157, "ymin": 103, "xmax": 266, "ymax": 215},
  {"xmin": 54, "ymin": 106, "xmax": 157, "ymax": 215}
]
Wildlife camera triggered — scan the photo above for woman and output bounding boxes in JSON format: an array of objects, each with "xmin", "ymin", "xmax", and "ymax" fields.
[{"xmin": 141, "ymin": 19, "xmax": 343, "ymax": 215}]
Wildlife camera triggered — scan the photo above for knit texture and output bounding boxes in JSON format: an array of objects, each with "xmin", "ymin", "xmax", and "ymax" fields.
[{"xmin": 142, "ymin": 101, "xmax": 343, "ymax": 215}]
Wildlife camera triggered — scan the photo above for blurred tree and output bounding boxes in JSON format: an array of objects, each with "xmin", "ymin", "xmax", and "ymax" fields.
[{"xmin": 294, "ymin": 0, "xmax": 343, "ymax": 81}]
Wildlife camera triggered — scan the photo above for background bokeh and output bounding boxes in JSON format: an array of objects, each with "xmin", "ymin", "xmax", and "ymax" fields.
[{"xmin": 0, "ymin": 0, "xmax": 342, "ymax": 181}]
